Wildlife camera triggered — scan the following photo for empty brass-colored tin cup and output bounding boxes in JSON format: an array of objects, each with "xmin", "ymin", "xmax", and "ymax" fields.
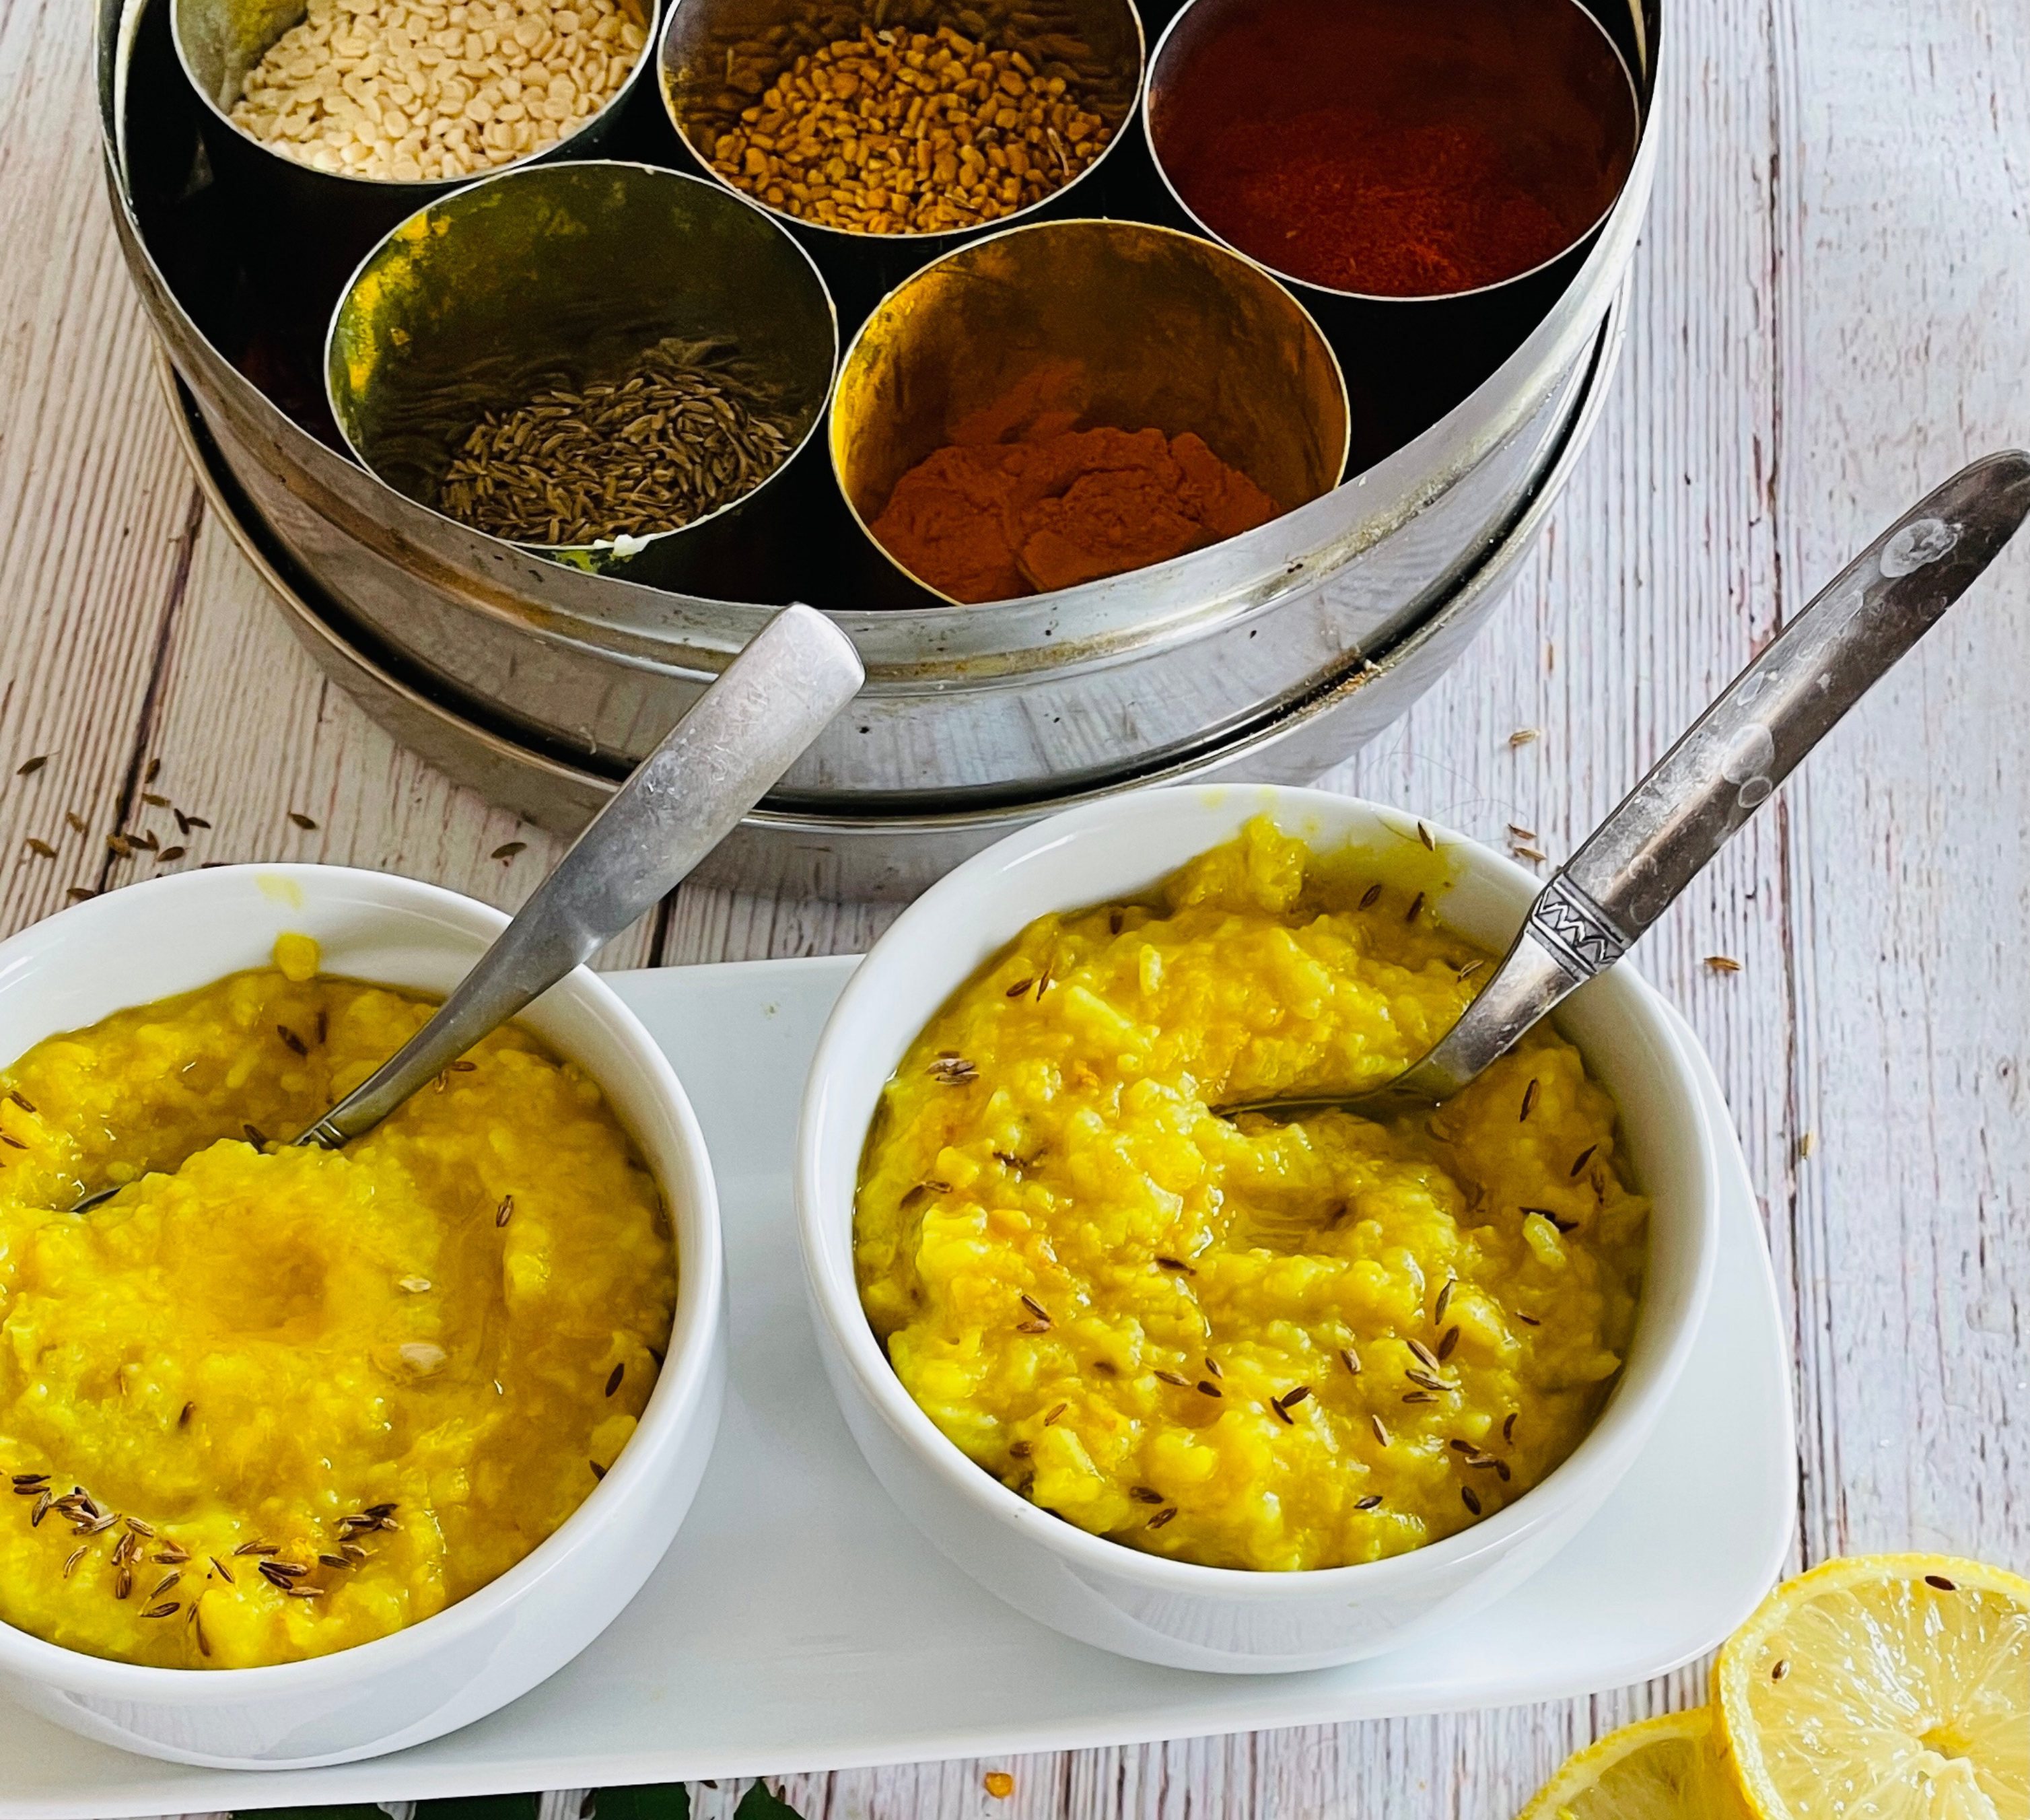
[
  {"xmin": 1144, "ymin": 0, "xmax": 1640, "ymax": 304},
  {"xmin": 326, "ymin": 161, "xmax": 838, "ymax": 585},
  {"xmin": 659, "ymin": 0, "xmax": 1144, "ymax": 324},
  {"xmin": 832, "ymin": 217, "xmax": 1348, "ymax": 605}
]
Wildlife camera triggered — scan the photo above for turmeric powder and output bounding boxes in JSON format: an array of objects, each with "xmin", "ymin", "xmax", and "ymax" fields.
[{"xmin": 868, "ymin": 421, "xmax": 1281, "ymax": 603}]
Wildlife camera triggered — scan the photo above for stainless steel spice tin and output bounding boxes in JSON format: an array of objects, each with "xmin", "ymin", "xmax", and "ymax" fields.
[{"xmin": 104, "ymin": 0, "xmax": 1659, "ymax": 845}]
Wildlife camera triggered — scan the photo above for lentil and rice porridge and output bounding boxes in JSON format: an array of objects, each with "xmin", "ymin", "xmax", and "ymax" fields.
[
  {"xmin": 854, "ymin": 818, "xmax": 1648, "ymax": 1572},
  {"xmin": 0, "ymin": 935, "xmax": 675, "ymax": 1669}
]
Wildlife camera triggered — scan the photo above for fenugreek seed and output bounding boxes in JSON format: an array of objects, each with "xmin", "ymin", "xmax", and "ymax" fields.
[
  {"xmin": 1354, "ymin": 1495, "xmax": 1382, "ymax": 1510},
  {"xmin": 1359, "ymin": 882, "xmax": 1383, "ymax": 909},
  {"xmin": 1461, "ymin": 1486, "xmax": 1482, "ymax": 1516},
  {"xmin": 1146, "ymin": 1507, "xmax": 1177, "ymax": 1530},
  {"xmin": 497, "ymin": 1195, "xmax": 514, "ymax": 1227},
  {"xmin": 1405, "ymin": 891, "xmax": 1424, "ymax": 923},
  {"xmin": 1770, "ymin": 1658, "xmax": 1788, "ymax": 1680},
  {"xmin": 1925, "ymin": 1574, "xmax": 1957, "ymax": 1592},
  {"xmin": 1437, "ymin": 1327, "xmax": 1461, "ymax": 1361},
  {"xmin": 604, "ymin": 1362, "xmax": 625, "ymax": 1397},
  {"xmin": 1434, "ymin": 1279, "xmax": 1455, "ymax": 1321},
  {"xmin": 1341, "ymin": 1346, "xmax": 1362, "ymax": 1375},
  {"xmin": 1043, "ymin": 1402, "xmax": 1068, "ymax": 1426},
  {"xmin": 62, "ymin": 1546, "xmax": 87, "ymax": 1578},
  {"xmin": 211, "ymin": 1556, "xmax": 235, "ymax": 1584},
  {"xmin": 1520, "ymin": 1078, "xmax": 1538, "ymax": 1120}
]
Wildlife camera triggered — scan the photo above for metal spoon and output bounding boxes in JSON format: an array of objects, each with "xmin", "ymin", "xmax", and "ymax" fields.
[
  {"xmin": 1216, "ymin": 448, "xmax": 2030, "ymax": 1125},
  {"xmin": 72, "ymin": 602, "xmax": 864, "ymax": 1211}
]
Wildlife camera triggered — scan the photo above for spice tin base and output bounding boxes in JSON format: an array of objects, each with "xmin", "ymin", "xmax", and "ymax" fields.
[{"xmin": 161, "ymin": 274, "xmax": 1623, "ymax": 900}]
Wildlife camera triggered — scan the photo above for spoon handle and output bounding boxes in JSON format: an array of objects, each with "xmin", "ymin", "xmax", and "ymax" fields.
[
  {"xmin": 299, "ymin": 603, "xmax": 864, "ymax": 1149},
  {"xmin": 1404, "ymin": 448, "xmax": 2030, "ymax": 1100}
]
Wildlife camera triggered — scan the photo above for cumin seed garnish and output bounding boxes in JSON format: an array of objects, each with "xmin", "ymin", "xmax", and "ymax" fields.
[
  {"xmin": 497, "ymin": 1194, "xmax": 514, "ymax": 1228},
  {"xmin": 1281, "ymin": 1385, "xmax": 1312, "ymax": 1407},
  {"xmin": 186, "ymin": 814, "xmax": 211, "ymax": 830},
  {"xmin": 1770, "ymin": 1658, "xmax": 1788, "ymax": 1680},
  {"xmin": 1403, "ymin": 1391, "xmax": 1438, "ymax": 1403},
  {"xmin": 1407, "ymin": 1337, "xmax": 1440, "ymax": 1372},
  {"xmin": 1129, "ymin": 1486, "xmax": 1164, "ymax": 1504},
  {"xmin": 1520, "ymin": 1078, "xmax": 1538, "ymax": 1120},
  {"xmin": 289, "ymin": 812, "xmax": 318, "ymax": 831},
  {"xmin": 145, "ymin": 759, "xmax": 161, "ymax": 784},
  {"xmin": 1925, "ymin": 1574, "xmax": 1957, "ymax": 1592},
  {"xmin": 1456, "ymin": 958, "xmax": 1486, "ymax": 981},
  {"xmin": 314, "ymin": 1009, "xmax": 328, "ymax": 1045},
  {"xmin": 1015, "ymin": 1320, "xmax": 1049, "ymax": 1334},
  {"xmin": 1154, "ymin": 1371, "xmax": 1189, "ymax": 1387},
  {"xmin": 1146, "ymin": 1507, "xmax": 1177, "ymax": 1530},
  {"xmin": 112, "ymin": 1531, "xmax": 138, "ymax": 1567},
  {"xmin": 1109, "ymin": 909, "xmax": 1125, "ymax": 934},
  {"xmin": 6, "ymin": 1089, "xmax": 33, "ymax": 1114},
  {"xmin": 11, "ymin": 1473, "xmax": 48, "ymax": 1488},
  {"xmin": 928, "ymin": 1055, "xmax": 979, "ymax": 1084},
  {"xmin": 149, "ymin": 1571, "xmax": 181, "ymax": 1600},
  {"xmin": 114, "ymin": 1566, "xmax": 133, "ymax": 1600},
  {"xmin": 1504, "ymin": 1412, "xmax": 1519, "ymax": 1442},
  {"xmin": 1008, "ymin": 1441, "xmax": 1032, "ymax": 1459},
  {"xmin": 30, "ymin": 1491, "xmax": 50, "ymax": 1526},
  {"xmin": 73, "ymin": 1510, "xmax": 118, "ymax": 1535},
  {"xmin": 590, "ymin": 1461, "xmax": 607, "ymax": 1480},
  {"xmin": 243, "ymin": 1123, "xmax": 268, "ymax": 1147},
  {"xmin": 1005, "ymin": 977, "xmax": 1035, "ymax": 999},
  {"xmin": 1354, "ymin": 1495, "xmax": 1382, "ymax": 1511},
  {"xmin": 1359, "ymin": 882, "xmax": 1382, "ymax": 909},
  {"xmin": 1341, "ymin": 1346, "xmax": 1362, "ymax": 1375},
  {"xmin": 1406, "ymin": 1368, "xmax": 1448, "ymax": 1393},
  {"xmin": 1020, "ymin": 1294, "xmax": 1050, "ymax": 1322},
  {"xmin": 143, "ymin": 1601, "xmax": 180, "ymax": 1618},
  {"xmin": 319, "ymin": 1553, "xmax": 350, "ymax": 1570},
  {"xmin": 0, "ymin": 1133, "xmax": 23, "ymax": 1150},
  {"xmin": 211, "ymin": 1555, "xmax": 235, "ymax": 1584},
  {"xmin": 61, "ymin": 1545, "xmax": 86, "ymax": 1578},
  {"xmin": 1370, "ymin": 1414, "xmax": 1390, "ymax": 1446},
  {"xmin": 1155, "ymin": 1255, "xmax": 1195, "ymax": 1274},
  {"xmin": 1569, "ymin": 1145, "xmax": 1598, "ymax": 1179},
  {"xmin": 16, "ymin": 755, "xmax": 49, "ymax": 777},
  {"xmin": 1269, "ymin": 1397, "xmax": 1293, "ymax": 1425},
  {"xmin": 1434, "ymin": 1279, "xmax": 1455, "ymax": 1322},
  {"xmin": 1509, "ymin": 727, "xmax": 1541, "ymax": 746},
  {"xmin": 23, "ymin": 837, "xmax": 55, "ymax": 860},
  {"xmin": 1195, "ymin": 1380, "xmax": 1222, "ymax": 1398},
  {"xmin": 340, "ymin": 1543, "xmax": 368, "ymax": 1563},
  {"xmin": 1405, "ymin": 891, "xmax": 1424, "ymax": 923},
  {"xmin": 1416, "ymin": 821, "xmax": 1434, "ymax": 851},
  {"xmin": 492, "ymin": 841, "xmax": 527, "ymax": 861},
  {"xmin": 157, "ymin": 845, "xmax": 186, "ymax": 863},
  {"xmin": 283, "ymin": 1586, "xmax": 323, "ymax": 1599},
  {"xmin": 605, "ymin": 1362, "xmax": 625, "ymax": 1398},
  {"xmin": 1203, "ymin": 1356, "xmax": 1222, "ymax": 1378},
  {"xmin": 277, "ymin": 1024, "xmax": 308, "ymax": 1056},
  {"xmin": 1704, "ymin": 954, "xmax": 1742, "ymax": 974},
  {"xmin": 125, "ymin": 1516, "xmax": 155, "ymax": 1537},
  {"xmin": 1515, "ymin": 1312, "xmax": 1541, "ymax": 1327},
  {"xmin": 1437, "ymin": 1326, "xmax": 1461, "ymax": 1361},
  {"xmin": 63, "ymin": 886, "xmax": 94, "ymax": 902},
  {"xmin": 1461, "ymin": 1487, "xmax": 1482, "ymax": 1516},
  {"xmin": 232, "ymin": 1540, "xmax": 277, "ymax": 1557}
]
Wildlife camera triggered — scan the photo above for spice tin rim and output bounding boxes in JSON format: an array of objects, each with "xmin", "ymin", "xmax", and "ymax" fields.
[
  {"xmin": 1140, "ymin": 0, "xmax": 1644, "ymax": 306},
  {"xmin": 653, "ymin": 0, "xmax": 1148, "ymax": 246},
  {"xmin": 170, "ymin": 0, "xmax": 666, "ymax": 196},
  {"xmin": 320, "ymin": 157, "xmax": 842, "ymax": 563},
  {"xmin": 826, "ymin": 213, "xmax": 1353, "ymax": 607}
]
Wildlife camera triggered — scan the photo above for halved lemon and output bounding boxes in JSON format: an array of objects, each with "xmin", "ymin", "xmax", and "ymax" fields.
[
  {"xmin": 1518, "ymin": 1709, "xmax": 1749, "ymax": 1820},
  {"xmin": 1712, "ymin": 1553, "xmax": 2030, "ymax": 1820}
]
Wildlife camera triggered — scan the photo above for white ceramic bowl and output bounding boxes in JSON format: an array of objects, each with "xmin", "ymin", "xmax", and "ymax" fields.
[
  {"xmin": 0, "ymin": 866, "xmax": 726, "ymax": 1766},
  {"xmin": 797, "ymin": 785, "xmax": 1722, "ymax": 1673}
]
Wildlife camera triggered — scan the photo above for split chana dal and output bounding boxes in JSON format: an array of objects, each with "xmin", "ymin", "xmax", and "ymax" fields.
[
  {"xmin": 0, "ymin": 936, "xmax": 674, "ymax": 1669},
  {"xmin": 855, "ymin": 818, "xmax": 1648, "ymax": 1572}
]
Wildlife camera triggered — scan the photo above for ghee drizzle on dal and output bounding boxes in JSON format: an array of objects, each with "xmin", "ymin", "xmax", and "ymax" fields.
[
  {"xmin": 855, "ymin": 819, "xmax": 1647, "ymax": 1572},
  {"xmin": 0, "ymin": 936, "xmax": 674, "ymax": 1668}
]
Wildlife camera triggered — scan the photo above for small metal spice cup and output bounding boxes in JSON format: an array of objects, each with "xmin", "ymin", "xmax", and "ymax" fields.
[
  {"xmin": 173, "ymin": 0, "xmax": 662, "ymax": 306},
  {"xmin": 658, "ymin": 0, "xmax": 1145, "ymax": 328},
  {"xmin": 324, "ymin": 160, "xmax": 839, "ymax": 590},
  {"xmin": 831, "ymin": 217, "xmax": 1349, "ymax": 606},
  {"xmin": 1143, "ymin": 0, "xmax": 1641, "ymax": 306}
]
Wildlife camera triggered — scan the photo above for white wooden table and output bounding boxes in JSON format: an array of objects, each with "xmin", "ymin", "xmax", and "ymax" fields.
[{"xmin": 2, "ymin": 0, "xmax": 2025, "ymax": 1809}]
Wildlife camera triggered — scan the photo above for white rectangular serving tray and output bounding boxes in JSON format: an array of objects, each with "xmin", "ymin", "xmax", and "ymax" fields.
[{"xmin": 0, "ymin": 956, "xmax": 1796, "ymax": 1817}]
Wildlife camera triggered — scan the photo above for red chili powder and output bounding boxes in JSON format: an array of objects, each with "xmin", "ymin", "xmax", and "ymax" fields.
[
  {"xmin": 1176, "ymin": 108, "xmax": 1576, "ymax": 296},
  {"xmin": 869, "ymin": 423, "xmax": 1280, "ymax": 603}
]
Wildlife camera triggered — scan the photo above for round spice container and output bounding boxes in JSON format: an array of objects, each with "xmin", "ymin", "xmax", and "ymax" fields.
[
  {"xmin": 174, "ymin": 0, "xmax": 658, "ymax": 188},
  {"xmin": 1144, "ymin": 0, "xmax": 1640, "ymax": 303},
  {"xmin": 831, "ymin": 218, "xmax": 1348, "ymax": 606},
  {"xmin": 658, "ymin": 0, "xmax": 1144, "ymax": 318},
  {"xmin": 326, "ymin": 161, "xmax": 838, "ymax": 590}
]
